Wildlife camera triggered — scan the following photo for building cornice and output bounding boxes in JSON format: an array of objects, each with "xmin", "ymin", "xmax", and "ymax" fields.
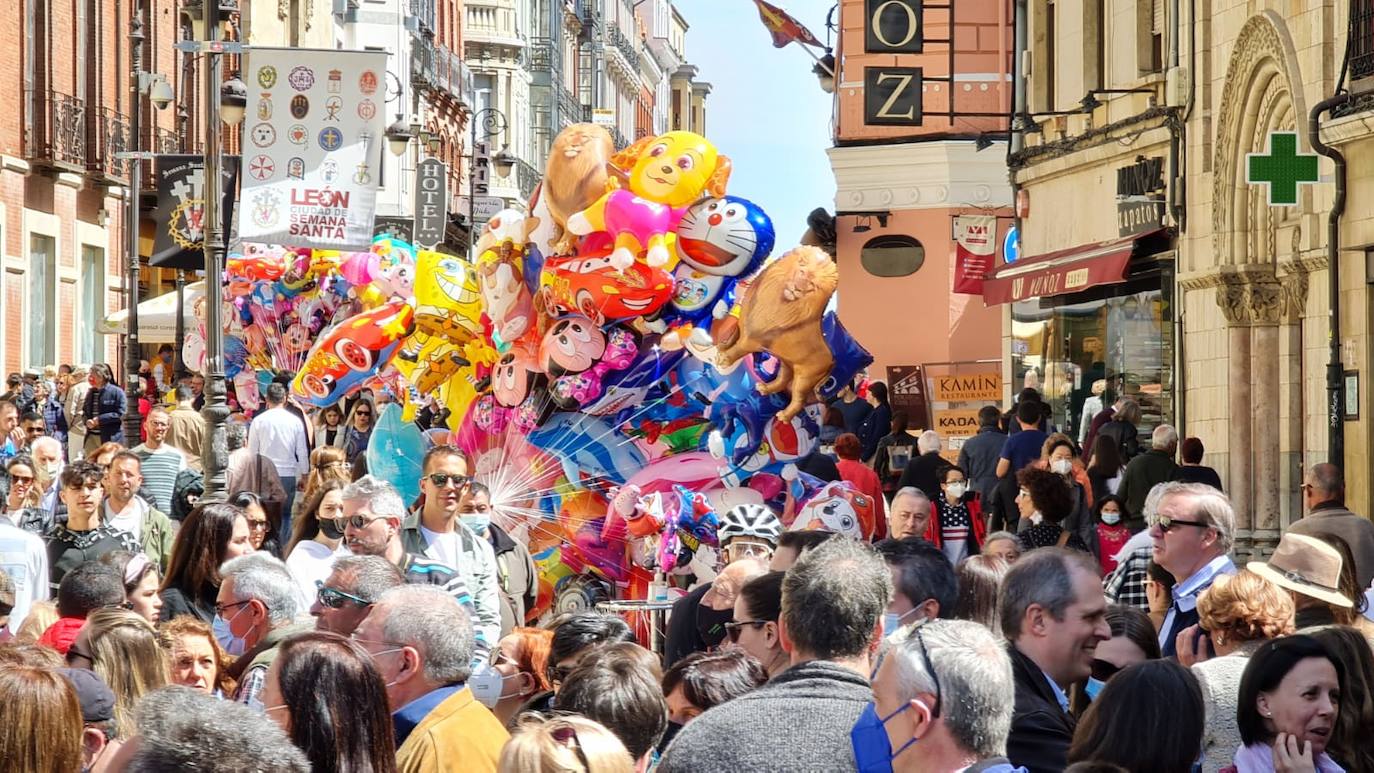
[{"xmin": 827, "ymin": 141, "xmax": 1013, "ymax": 212}]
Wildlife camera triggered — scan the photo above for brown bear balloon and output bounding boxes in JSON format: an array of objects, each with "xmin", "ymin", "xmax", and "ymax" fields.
[{"xmin": 715, "ymin": 245, "xmax": 839, "ymax": 423}]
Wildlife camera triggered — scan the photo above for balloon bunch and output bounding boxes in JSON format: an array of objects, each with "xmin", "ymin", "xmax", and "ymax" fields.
[{"xmin": 222, "ymin": 124, "xmax": 876, "ymax": 621}]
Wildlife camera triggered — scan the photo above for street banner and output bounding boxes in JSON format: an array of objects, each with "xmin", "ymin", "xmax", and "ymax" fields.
[
  {"xmin": 952, "ymin": 214, "xmax": 996, "ymax": 295},
  {"xmin": 238, "ymin": 47, "xmax": 387, "ymax": 250},
  {"xmin": 150, "ymin": 154, "xmax": 240, "ymax": 270}
]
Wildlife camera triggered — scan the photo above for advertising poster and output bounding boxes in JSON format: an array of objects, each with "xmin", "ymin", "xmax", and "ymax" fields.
[{"xmin": 952, "ymin": 214, "xmax": 997, "ymax": 295}]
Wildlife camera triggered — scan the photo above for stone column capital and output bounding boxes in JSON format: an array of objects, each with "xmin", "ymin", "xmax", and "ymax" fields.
[
  {"xmin": 1280, "ymin": 270, "xmax": 1309, "ymax": 324},
  {"xmin": 1248, "ymin": 282, "xmax": 1284, "ymax": 325},
  {"xmin": 1216, "ymin": 283, "xmax": 1252, "ymax": 325}
]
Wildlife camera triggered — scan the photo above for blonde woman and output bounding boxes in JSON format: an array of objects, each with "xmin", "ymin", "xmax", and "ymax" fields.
[
  {"xmin": 1182, "ymin": 570, "xmax": 1296, "ymax": 773},
  {"xmin": 499, "ymin": 715, "xmax": 635, "ymax": 773},
  {"xmin": 64, "ymin": 365, "xmax": 91, "ymax": 462},
  {"xmin": 67, "ymin": 607, "xmax": 169, "ymax": 739}
]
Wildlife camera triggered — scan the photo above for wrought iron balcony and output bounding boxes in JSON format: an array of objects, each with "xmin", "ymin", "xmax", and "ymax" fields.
[
  {"xmin": 608, "ymin": 25, "xmax": 640, "ymax": 71},
  {"xmin": 153, "ymin": 127, "xmax": 183, "ymax": 155},
  {"xmin": 86, "ymin": 108, "xmax": 131, "ymax": 182},
  {"xmin": 1351, "ymin": 0, "xmax": 1374, "ymax": 90},
  {"xmin": 512, "ymin": 157, "xmax": 540, "ymax": 201},
  {"xmin": 25, "ymin": 91, "xmax": 87, "ymax": 169},
  {"xmin": 411, "ymin": 36, "xmax": 474, "ymax": 109},
  {"xmin": 409, "ymin": 0, "xmax": 436, "ymax": 36},
  {"xmin": 555, "ymin": 81, "xmax": 585, "ymax": 126},
  {"xmin": 609, "ymin": 125, "xmax": 628, "ymax": 151},
  {"xmin": 529, "ymin": 38, "xmax": 556, "ymax": 73}
]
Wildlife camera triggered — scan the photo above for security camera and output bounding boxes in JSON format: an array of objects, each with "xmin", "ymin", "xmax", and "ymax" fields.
[{"xmin": 149, "ymin": 78, "xmax": 175, "ymax": 110}]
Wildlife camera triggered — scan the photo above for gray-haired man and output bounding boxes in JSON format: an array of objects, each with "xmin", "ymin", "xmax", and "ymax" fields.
[
  {"xmin": 310, "ymin": 554, "xmax": 405, "ymax": 636},
  {"xmin": 215, "ymin": 553, "xmax": 308, "ymax": 706},
  {"xmin": 889, "ymin": 487, "xmax": 932, "ymax": 541},
  {"xmin": 862, "ymin": 619, "xmax": 1020, "ymax": 773},
  {"xmin": 340, "ymin": 475, "xmax": 484, "ymax": 660}
]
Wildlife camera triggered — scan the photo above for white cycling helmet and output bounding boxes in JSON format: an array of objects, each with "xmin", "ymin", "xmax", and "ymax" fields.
[{"xmin": 717, "ymin": 503, "xmax": 784, "ymax": 547}]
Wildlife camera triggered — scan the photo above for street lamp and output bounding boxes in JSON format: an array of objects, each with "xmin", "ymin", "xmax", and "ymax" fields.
[
  {"xmin": 467, "ymin": 107, "xmax": 510, "ymax": 253},
  {"xmin": 198, "ymin": 0, "xmax": 241, "ymax": 501},
  {"xmin": 813, "ymin": 52, "xmax": 836, "ymax": 94}
]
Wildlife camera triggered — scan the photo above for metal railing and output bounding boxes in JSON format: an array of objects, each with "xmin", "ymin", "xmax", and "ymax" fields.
[
  {"xmin": 608, "ymin": 25, "xmax": 640, "ymax": 71},
  {"xmin": 153, "ymin": 127, "xmax": 182, "ymax": 155},
  {"xmin": 556, "ymin": 81, "xmax": 585, "ymax": 125},
  {"xmin": 529, "ymin": 38, "xmax": 557, "ymax": 72},
  {"xmin": 609, "ymin": 125, "xmax": 627, "ymax": 150},
  {"xmin": 25, "ymin": 91, "xmax": 87, "ymax": 168},
  {"xmin": 409, "ymin": 0, "xmax": 436, "ymax": 36},
  {"xmin": 512, "ymin": 157, "xmax": 540, "ymax": 201},
  {"xmin": 86, "ymin": 107, "xmax": 131, "ymax": 181},
  {"xmin": 411, "ymin": 36, "xmax": 474, "ymax": 108},
  {"xmin": 1351, "ymin": 0, "xmax": 1374, "ymax": 87}
]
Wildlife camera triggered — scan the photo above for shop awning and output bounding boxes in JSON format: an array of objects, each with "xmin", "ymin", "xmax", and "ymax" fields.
[
  {"xmin": 98, "ymin": 282, "xmax": 205, "ymax": 343},
  {"xmin": 982, "ymin": 229, "xmax": 1164, "ymax": 305}
]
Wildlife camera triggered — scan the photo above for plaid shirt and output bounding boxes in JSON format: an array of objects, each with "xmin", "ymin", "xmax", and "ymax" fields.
[{"xmin": 1104, "ymin": 544, "xmax": 1152, "ymax": 612}]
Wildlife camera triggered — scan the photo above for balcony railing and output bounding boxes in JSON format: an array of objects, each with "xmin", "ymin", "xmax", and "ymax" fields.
[
  {"xmin": 1351, "ymin": 0, "xmax": 1374, "ymax": 88},
  {"xmin": 608, "ymin": 125, "xmax": 627, "ymax": 151},
  {"xmin": 529, "ymin": 38, "xmax": 557, "ymax": 73},
  {"xmin": 86, "ymin": 108, "xmax": 131, "ymax": 182},
  {"xmin": 25, "ymin": 91, "xmax": 87, "ymax": 168},
  {"xmin": 412, "ymin": 36, "xmax": 474, "ymax": 109},
  {"xmin": 409, "ymin": 0, "xmax": 436, "ymax": 36},
  {"xmin": 555, "ymin": 81, "xmax": 585, "ymax": 125},
  {"xmin": 608, "ymin": 25, "xmax": 640, "ymax": 71},
  {"xmin": 512, "ymin": 157, "xmax": 539, "ymax": 201},
  {"xmin": 153, "ymin": 127, "xmax": 183, "ymax": 155}
]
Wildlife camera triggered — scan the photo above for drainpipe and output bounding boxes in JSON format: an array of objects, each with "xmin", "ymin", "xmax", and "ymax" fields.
[
  {"xmin": 1008, "ymin": 0, "xmax": 1027, "ymax": 239},
  {"xmin": 1309, "ymin": 93, "xmax": 1350, "ymax": 465}
]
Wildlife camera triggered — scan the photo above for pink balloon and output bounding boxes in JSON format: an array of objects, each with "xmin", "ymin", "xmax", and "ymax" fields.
[
  {"xmin": 622, "ymin": 452, "xmax": 727, "ymax": 499},
  {"xmin": 338, "ymin": 251, "xmax": 378, "ymax": 287}
]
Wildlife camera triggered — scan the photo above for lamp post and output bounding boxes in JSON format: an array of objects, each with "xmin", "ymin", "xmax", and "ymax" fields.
[
  {"xmin": 198, "ymin": 0, "xmax": 242, "ymax": 501},
  {"xmin": 122, "ymin": 10, "xmax": 147, "ymax": 445},
  {"xmin": 466, "ymin": 107, "xmax": 516, "ymax": 253}
]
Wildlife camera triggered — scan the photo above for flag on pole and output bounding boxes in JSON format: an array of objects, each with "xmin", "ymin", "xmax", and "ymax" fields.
[{"xmin": 751, "ymin": 0, "xmax": 825, "ymax": 49}]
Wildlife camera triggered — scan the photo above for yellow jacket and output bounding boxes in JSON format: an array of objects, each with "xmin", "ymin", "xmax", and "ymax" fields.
[{"xmin": 396, "ymin": 687, "xmax": 509, "ymax": 773}]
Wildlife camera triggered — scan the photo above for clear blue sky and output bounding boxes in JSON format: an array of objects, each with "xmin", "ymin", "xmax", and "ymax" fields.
[{"xmin": 676, "ymin": 0, "xmax": 837, "ymax": 246}]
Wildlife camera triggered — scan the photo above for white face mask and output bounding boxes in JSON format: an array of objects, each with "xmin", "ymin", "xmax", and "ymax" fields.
[
  {"xmin": 1100, "ymin": 509, "xmax": 1122, "ymax": 525},
  {"xmin": 945, "ymin": 482, "xmax": 966, "ymax": 499},
  {"xmin": 1050, "ymin": 459, "xmax": 1072, "ymax": 476}
]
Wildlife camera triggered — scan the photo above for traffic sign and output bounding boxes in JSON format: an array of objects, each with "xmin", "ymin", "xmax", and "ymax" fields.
[{"xmin": 458, "ymin": 195, "xmax": 507, "ymax": 221}]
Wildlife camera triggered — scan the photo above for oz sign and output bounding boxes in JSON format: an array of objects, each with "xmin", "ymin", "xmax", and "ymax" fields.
[{"xmin": 413, "ymin": 158, "xmax": 447, "ymax": 249}]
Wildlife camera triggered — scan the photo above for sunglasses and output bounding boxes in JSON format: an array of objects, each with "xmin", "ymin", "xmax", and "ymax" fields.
[
  {"xmin": 346, "ymin": 513, "xmax": 390, "ymax": 529},
  {"xmin": 1090, "ymin": 658, "xmax": 1123, "ymax": 683},
  {"xmin": 315, "ymin": 581, "xmax": 369, "ymax": 609},
  {"xmin": 550, "ymin": 722, "xmax": 592, "ymax": 771},
  {"xmin": 425, "ymin": 472, "xmax": 470, "ymax": 488},
  {"xmin": 723, "ymin": 619, "xmax": 768, "ymax": 642},
  {"xmin": 247, "ymin": 519, "xmax": 270, "ymax": 531},
  {"xmin": 9, "ymin": 474, "xmax": 33, "ymax": 484},
  {"xmin": 1147, "ymin": 514, "xmax": 1212, "ymax": 533},
  {"xmin": 355, "ymin": 411, "xmax": 372, "ymax": 418}
]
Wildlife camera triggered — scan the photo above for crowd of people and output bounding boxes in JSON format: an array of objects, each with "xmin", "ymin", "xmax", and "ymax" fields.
[{"xmin": 4, "ymin": 368, "xmax": 1374, "ymax": 773}]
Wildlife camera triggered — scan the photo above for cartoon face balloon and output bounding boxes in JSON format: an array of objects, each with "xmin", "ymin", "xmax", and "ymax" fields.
[
  {"xmin": 789, "ymin": 481, "xmax": 876, "ymax": 541},
  {"xmin": 540, "ymin": 315, "xmax": 606, "ymax": 376},
  {"xmin": 674, "ymin": 196, "xmax": 774, "ymax": 279}
]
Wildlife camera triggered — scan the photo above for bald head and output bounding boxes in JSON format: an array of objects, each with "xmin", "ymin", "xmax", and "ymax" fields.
[{"xmin": 703, "ymin": 557, "xmax": 768, "ymax": 611}]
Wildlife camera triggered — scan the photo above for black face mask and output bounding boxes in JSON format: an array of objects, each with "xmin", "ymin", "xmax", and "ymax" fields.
[
  {"xmin": 319, "ymin": 518, "xmax": 345, "ymax": 541},
  {"xmin": 696, "ymin": 604, "xmax": 734, "ymax": 648}
]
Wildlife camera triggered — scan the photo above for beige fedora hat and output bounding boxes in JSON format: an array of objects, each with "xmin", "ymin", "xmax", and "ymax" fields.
[{"xmin": 1248, "ymin": 533, "xmax": 1353, "ymax": 608}]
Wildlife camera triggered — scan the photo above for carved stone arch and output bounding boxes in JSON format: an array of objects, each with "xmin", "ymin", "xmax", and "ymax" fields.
[{"xmin": 1211, "ymin": 12, "xmax": 1310, "ymax": 269}]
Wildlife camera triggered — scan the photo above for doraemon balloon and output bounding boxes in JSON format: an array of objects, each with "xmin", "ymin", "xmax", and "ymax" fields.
[{"xmin": 669, "ymin": 196, "xmax": 774, "ymax": 321}]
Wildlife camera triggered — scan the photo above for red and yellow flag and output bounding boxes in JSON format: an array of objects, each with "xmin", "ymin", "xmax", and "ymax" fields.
[{"xmin": 751, "ymin": 0, "xmax": 824, "ymax": 49}]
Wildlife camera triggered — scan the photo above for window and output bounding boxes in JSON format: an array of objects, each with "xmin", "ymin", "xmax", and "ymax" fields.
[
  {"xmin": 28, "ymin": 234, "xmax": 56, "ymax": 369},
  {"xmin": 860, "ymin": 235, "xmax": 924, "ymax": 277},
  {"xmin": 81, "ymin": 245, "xmax": 105, "ymax": 365},
  {"xmin": 475, "ymin": 73, "xmax": 494, "ymax": 115}
]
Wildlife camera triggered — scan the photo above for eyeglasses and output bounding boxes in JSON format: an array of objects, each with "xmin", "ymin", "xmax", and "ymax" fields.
[
  {"xmin": 315, "ymin": 581, "xmax": 369, "ymax": 609},
  {"xmin": 1090, "ymin": 658, "xmax": 1123, "ymax": 683},
  {"xmin": 910, "ymin": 619, "xmax": 943, "ymax": 717},
  {"xmin": 725, "ymin": 541, "xmax": 773, "ymax": 561},
  {"xmin": 1147, "ymin": 513, "xmax": 1213, "ymax": 533},
  {"xmin": 550, "ymin": 721, "xmax": 592, "ymax": 771},
  {"xmin": 349, "ymin": 633, "xmax": 409, "ymax": 658},
  {"xmin": 214, "ymin": 599, "xmax": 251, "ymax": 617},
  {"xmin": 424, "ymin": 472, "xmax": 470, "ymax": 488},
  {"xmin": 345, "ymin": 513, "xmax": 390, "ymax": 530},
  {"xmin": 724, "ymin": 619, "xmax": 768, "ymax": 642},
  {"xmin": 546, "ymin": 663, "xmax": 577, "ymax": 685}
]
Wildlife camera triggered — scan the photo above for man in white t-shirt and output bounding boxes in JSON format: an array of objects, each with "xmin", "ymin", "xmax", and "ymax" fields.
[
  {"xmin": 248, "ymin": 383, "xmax": 308, "ymax": 541},
  {"xmin": 398, "ymin": 446, "xmax": 502, "ymax": 660},
  {"xmin": 0, "ymin": 515, "xmax": 49, "ymax": 634}
]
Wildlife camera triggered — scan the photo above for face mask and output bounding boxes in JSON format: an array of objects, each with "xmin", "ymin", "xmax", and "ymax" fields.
[
  {"xmin": 319, "ymin": 518, "xmax": 345, "ymax": 541},
  {"xmin": 850, "ymin": 701, "xmax": 919, "ymax": 773},
  {"xmin": 882, "ymin": 608, "xmax": 918, "ymax": 637},
  {"xmin": 945, "ymin": 483, "xmax": 966, "ymax": 499},
  {"xmin": 1084, "ymin": 676, "xmax": 1106, "ymax": 702},
  {"xmin": 468, "ymin": 665, "xmax": 513, "ymax": 708},
  {"xmin": 461, "ymin": 512, "xmax": 492, "ymax": 536},
  {"xmin": 696, "ymin": 604, "xmax": 734, "ymax": 648},
  {"xmin": 212, "ymin": 605, "xmax": 249, "ymax": 657},
  {"xmin": 39, "ymin": 462, "xmax": 60, "ymax": 479},
  {"xmin": 1051, "ymin": 459, "xmax": 1072, "ymax": 476},
  {"xmin": 1100, "ymin": 510, "xmax": 1121, "ymax": 526}
]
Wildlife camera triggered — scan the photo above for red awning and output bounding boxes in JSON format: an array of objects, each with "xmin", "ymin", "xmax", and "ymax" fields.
[{"xmin": 982, "ymin": 229, "xmax": 1163, "ymax": 305}]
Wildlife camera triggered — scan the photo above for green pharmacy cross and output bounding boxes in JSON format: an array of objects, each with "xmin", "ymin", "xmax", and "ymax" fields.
[{"xmin": 1246, "ymin": 131, "xmax": 1320, "ymax": 207}]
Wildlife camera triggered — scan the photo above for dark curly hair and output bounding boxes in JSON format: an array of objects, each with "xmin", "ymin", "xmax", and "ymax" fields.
[{"xmin": 1016, "ymin": 466, "xmax": 1074, "ymax": 522}]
